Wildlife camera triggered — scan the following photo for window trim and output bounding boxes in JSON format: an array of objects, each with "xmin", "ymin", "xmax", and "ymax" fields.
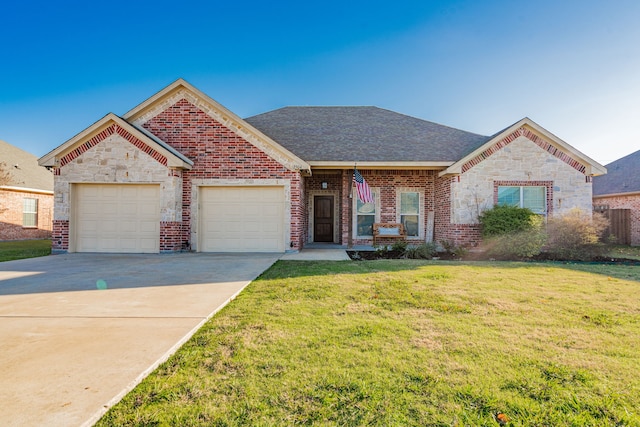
[
  {"xmin": 396, "ymin": 188, "xmax": 424, "ymax": 239},
  {"xmin": 494, "ymin": 181, "xmax": 553, "ymax": 216},
  {"xmin": 352, "ymin": 188, "xmax": 380, "ymax": 238},
  {"xmin": 23, "ymin": 197, "xmax": 38, "ymax": 228}
]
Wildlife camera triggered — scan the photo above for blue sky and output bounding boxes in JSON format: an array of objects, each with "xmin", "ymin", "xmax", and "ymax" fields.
[{"xmin": 1, "ymin": 0, "xmax": 639, "ymax": 166}]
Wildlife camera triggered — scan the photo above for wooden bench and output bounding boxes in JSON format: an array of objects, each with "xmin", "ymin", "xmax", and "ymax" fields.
[{"xmin": 373, "ymin": 223, "xmax": 406, "ymax": 246}]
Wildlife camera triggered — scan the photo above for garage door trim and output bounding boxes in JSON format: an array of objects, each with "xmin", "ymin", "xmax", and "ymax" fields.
[{"xmin": 191, "ymin": 179, "xmax": 291, "ymax": 253}]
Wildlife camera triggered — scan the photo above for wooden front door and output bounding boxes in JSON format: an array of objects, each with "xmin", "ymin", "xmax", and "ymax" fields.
[{"xmin": 314, "ymin": 196, "xmax": 334, "ymax": 242}]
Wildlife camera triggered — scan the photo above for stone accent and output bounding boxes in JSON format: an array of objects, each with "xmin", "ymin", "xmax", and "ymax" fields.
[
  {"xmin": 462, "ymin": 127, "xmax": 587, "ymax": 174},
  {"xmin": 53, "ymin": 133, "xmax": 181, "ymax": 224},
  {"xmin": 451, "ymin": 136, "xmax": 593, "ymax": 224}
]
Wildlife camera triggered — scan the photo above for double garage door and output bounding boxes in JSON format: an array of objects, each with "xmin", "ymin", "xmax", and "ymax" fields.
[{"xmin": 73, "ymin": 184, "xmax": 285, "ymax": 253}]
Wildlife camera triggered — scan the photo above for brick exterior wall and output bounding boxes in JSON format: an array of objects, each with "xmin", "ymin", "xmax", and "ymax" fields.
[
  {"xmin": 52, "ymin": 219, "xmax": 69, "ymax": 252},
  {"xmin": 140, "ymin": 99, "xmax": 305, "ymax": 251},
  {"xmin": 593, "ymin": 193, "xmax": 640, "ymax": 246},
  {"xmin": 0, "ymin": 189, "xmax": 53, "ymax": 240}
]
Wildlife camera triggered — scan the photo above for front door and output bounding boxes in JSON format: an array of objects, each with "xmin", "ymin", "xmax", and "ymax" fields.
[{"xmin": 314, "ymin": 196, "xmax": 334, "ymax": 242}]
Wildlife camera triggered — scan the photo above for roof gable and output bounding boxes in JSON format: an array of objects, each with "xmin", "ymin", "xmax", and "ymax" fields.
[
  {"xmin": 440, "ymin": 118, "xmax": 607, "ymax": 177},
  {"xmin": 0, "ymin": 140, "xmax": 53, "ymax": 192},
  {"xmin": 123, "ymin": 79, "xmax": 311, "ymax": 173},
  {"xmin": 38, "ymin": 113, "xmax": 193, "ymax": 170},
  {"xmin": 245, "ymin": 106, "xmax": 490, "ymax": 168},
  {"xmin": 593, "ymin": 149, "xmax": 640, "ymax": 196}
]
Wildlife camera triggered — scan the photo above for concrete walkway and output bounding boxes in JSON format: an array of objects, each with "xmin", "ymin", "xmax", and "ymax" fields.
[
  {"xmin": 0, "ymin": 253, "xmax": 280, "ymax": 427},
  {"xmin": 280, "ymin": 248, "xmax": 351, "ymax": 261}
]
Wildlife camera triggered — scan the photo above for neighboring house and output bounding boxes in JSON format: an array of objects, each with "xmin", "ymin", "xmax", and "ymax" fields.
[
  {"xmin": 593, "ymin": 149, "xmax": 640, "ymax": 246},
  {"xmin": 38, "ymin": 79, "xmax": 606, "ymax": 253},
  {"xmin": 0, "ymin": 140, "xmax": 54, "ymax": 240}
]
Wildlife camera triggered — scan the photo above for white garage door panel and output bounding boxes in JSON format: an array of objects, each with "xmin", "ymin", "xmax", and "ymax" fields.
[
  {"xmin": 74, "ymin": 184, "xmax": 160, "ymax": 253},
  {"xmin": 200, "ymin": 186, "xmax": 285, "ymax": 252}
]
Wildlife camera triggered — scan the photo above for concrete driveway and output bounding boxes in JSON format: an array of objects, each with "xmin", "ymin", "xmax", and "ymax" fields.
[{"xmin": 0, "ymin": 252, "xmax": 280, "ymax": 427}]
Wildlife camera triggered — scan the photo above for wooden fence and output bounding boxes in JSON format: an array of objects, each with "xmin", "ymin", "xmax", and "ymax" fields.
[{"xmin": 593, "ymin": 206, "xmax": 631, "ymax": 245}]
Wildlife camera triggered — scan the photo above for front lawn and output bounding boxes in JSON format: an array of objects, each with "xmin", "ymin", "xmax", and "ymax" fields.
[
  {"xmin": 98, "ymin": 260, "xmax": 640, "ymax": 426},
  {"xmin": 0, "ymin": 239, "xmax": 51, "ymax": 262}
]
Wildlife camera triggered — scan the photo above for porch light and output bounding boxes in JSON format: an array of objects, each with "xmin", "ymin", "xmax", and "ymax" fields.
[{"xmin": 321, "ymin": 182, "xmax": 328, "ymax": 189}]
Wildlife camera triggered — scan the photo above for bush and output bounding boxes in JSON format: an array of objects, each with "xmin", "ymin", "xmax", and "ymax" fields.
[
  {"xmin": 479, "ymin": 205, "xmax": 538, "ymax": 237},
  {"xmin": 484, "ymin": 223, "xmax": 547, "ymax": 259},
  {"xmin": 440, "ymin": 240, "xmax": 468, "ymax": 258},
  {"xmin": 391, "ymin": 240, "xmax": 408, "ymax": 253},
  {"xmin": 544, "ymin": 209, "xmax": 609, "ymax": 260},
  {"xmin": 405, "ymin": 242, "xmax": 437, "ymax": 259}
]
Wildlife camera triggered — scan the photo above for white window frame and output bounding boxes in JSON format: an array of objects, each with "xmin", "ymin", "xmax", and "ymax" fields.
[
  {"xmin": 352, "ymin": 188, "xmax": 380, "ymax": 238},
  {"xmin": 497, "ymin": 186, "xmax": 547, "ymax": 215},
  {"xmin": 396, "ymin": 188, "xmax": 423, "ymax": 239},
  {"xmin": 23, "ymin": 198, "xmax": 38, "ymax": 228}
]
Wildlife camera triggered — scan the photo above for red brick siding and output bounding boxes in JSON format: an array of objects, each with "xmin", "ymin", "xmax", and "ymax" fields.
[
  {"xmin": 593, "ymin": 194, "xmax": 640, "ymax": 246},
  {"xmin": 323, "ymin": 169, "xmax": 441, "ymax": 246},
  {"xmin": 160, "ymin": 221, "xmax": 183, "ymax": 252},
  {"xmin": 52, "ymin": 220, "xmax": 69, "ymax": 252},
  {"xmin": 0, "ymin": 189, "xmax": 53, "ymax": 240},
  {"xmin": 141, "ymin": 99, "xmax": 304, "ymax": 250},
  {"xmin": 433, "ymin": 175, "xmax": 482, "ymax": 247}
]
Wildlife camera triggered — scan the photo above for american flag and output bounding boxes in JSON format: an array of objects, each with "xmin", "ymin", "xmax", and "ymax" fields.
[{"xmin": 353, "ymin": 168, "xmax": 374, "ymax": 204}]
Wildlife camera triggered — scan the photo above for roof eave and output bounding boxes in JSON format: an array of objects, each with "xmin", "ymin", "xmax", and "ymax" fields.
[
  {"xmin": 0, "ymin": 185, "xmax": 54, "ymax": 195},
  {"xmin": 123, "ymin": 78, "xmax": 311, "ymax": 174},
  {"xmin": 439, "ymin": 117, "xmax": 607, "ymax": 177},
  {"xmin": 308, "ymin": 161, "xmax": 453, "ymax": 170},
  {"xmin": 593, "ymin": 190, "xmax": 640, "ymax": 198},
  {"xmin": 38, "ymin": 113, "xmax": 193, "ymax": 170}
]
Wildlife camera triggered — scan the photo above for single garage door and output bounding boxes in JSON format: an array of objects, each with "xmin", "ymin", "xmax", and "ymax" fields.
[
  {"xmin": 200, "ymin": 186, "xmax": 285, "ymax": 252},
  {"xmin": 73, "ymin": 184, "xmax": 160, "ymax": 253}
]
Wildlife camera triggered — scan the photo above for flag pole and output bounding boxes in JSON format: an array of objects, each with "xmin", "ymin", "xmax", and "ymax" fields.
[{"xmin": 347, "ymin": 163, "xmax": 356, "ymax": 248}]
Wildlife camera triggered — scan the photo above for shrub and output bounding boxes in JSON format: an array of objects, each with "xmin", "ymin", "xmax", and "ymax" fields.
[
  {"xmin": 405, "ymin": 242, "xmax": 437, "ymax": 259},
  {"xmin": 544, "ymin": 209, "xmax": 609, "ymax": 261},
  {"xmin": 484, "ymin": 223, "xmax": 547, "ymax": 260},
  {"xmin": 478, "ymin": 205, "xmax": 538, "ymax": 237},
  {"xmin": 440, "ymin": 240, "xmax": 468, "ymax": 258},
  {"xmin": 391, "ymin": 240, "xmax": 408, "ymax": 253}
]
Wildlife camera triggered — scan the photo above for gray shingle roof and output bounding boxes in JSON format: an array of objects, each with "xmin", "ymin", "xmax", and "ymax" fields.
[
  {"xmin": 245, "ymin": 107, "xmax": 490, "ymax": 162},
  {"xmin": 593, "ymin": 149, "xmax": 640, "ymax": 196},
  {"xmin": 0, "ymin": 140, "xmax": 54, "ymax": 191}
]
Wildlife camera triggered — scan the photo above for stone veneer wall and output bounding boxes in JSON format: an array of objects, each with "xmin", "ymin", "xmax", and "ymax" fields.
[
  {"xmin": 593, "ymin": 193, "xmax": 640, "ymax": 246},
  {"xmin": 0, "ymin": 189, "xmax": 53, "ymax": 240},
  {"xmin": 451, "ymin": 135, "xmax": 592, "ymax": 225},
  {"xmin": 51, "ymin": 130, "xmax": 181, "ymax": 252}
]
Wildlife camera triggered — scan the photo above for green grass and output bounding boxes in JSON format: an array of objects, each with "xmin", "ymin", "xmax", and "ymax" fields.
[
  {"xmin": 98, "ymin": 260, "xmax": 640, "ymax": 426},
  {"xmin": 0, "ymin": 239, "xmax": 51, "ymax": 262},
  {"xmin": 606, "ymin": 245, "xmax": 640, "ymax": 260}
]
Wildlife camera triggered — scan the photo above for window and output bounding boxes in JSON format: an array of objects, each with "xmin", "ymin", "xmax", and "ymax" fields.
[
  {"xmin": 497, "ymin": 186, "xmax": 546, "ymax": 214},
  {"xmin": 23, "ymin": 198, "xmax": 38, "ymax": 227},
  {"xmin": 354, "ymin": 190, "xmax": 378, "ymax": 237},
  {"xmin": 399, "ymin": 191, "xmax": 420, "ymax": 237}
]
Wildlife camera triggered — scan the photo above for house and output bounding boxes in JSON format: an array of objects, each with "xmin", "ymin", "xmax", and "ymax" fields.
[
  {"xmin": 38, "ymin": 79, "xmax": 606, "ymax": 253},
  {"xmin": 1, "ymin": 140, "xmax": 54, "ymax": 240},
  {"xmin": 593, "ymin": 149, "xmax": 640, "ymax": 246}
]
